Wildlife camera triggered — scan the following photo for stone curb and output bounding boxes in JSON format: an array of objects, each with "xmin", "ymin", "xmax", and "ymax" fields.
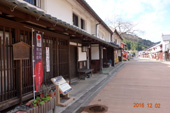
[{"xmin": 59, "ymin": 62, "xmax": 126, "ymax": 113}]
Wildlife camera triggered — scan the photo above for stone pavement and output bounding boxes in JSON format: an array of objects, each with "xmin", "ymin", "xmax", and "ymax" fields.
[
  {"xmin": 55, "ymin": 62, "xmax": 125, "ymax": 113},
  {"xmin": 6, "ymin": 62, "xmax": 124, "ymax": 113},
  {"xmin": 82, "ymin": 58, "xmax": 170, "ymax": 113}
]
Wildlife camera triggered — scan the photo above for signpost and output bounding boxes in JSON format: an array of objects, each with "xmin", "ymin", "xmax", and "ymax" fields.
[
  {"xmin": 13, "ymin": 41, "xmax": 31, "ymax": 104},
  {"xmin": 51, "ymin": 76, "xmax": 75, "ymax": 106}
]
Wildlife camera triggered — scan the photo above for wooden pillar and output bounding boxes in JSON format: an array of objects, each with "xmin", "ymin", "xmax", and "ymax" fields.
[
  {"xmin": 89, "ymin": 44, "xmax": 91, "ymax": 69},
  {"xmin": 19, "ymin": 60, "xmax": 23, "ymax": 104},
  {"xmin": 99, "ymin": 45, "xmax": 102, "ymax": 71},
  {"xmin": 76, "ymin": 42, "xmax": 79, "ymax": 75},
  {"xmin": 68, "ymin": 39, "xmax": 71, "ymax": 83},
  {"xmin": 121, "ymin": 49, "xmax": 123, "ymax": 62},
  {"xmin": 56, "ymin": 39, "xmax": 59, "ymax": 76},
  {"xmin": 112, "ymin": 48, "xmax": 115, "ymax": 66},
  {"xmin": 56, "ymin": 85, "xmax": 60, "ymax": 105}
]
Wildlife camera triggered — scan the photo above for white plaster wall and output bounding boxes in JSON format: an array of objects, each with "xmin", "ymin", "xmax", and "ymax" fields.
[
  {"xmin": 112, "ymin": 34, "xmax": 121, "ymax": 46},
  {"xmin": 78, "ymin": 47, "xmax": 87, "ymax": 61},
  {"xmin": 44, "ymin": 0, "xmax": 72, "ymax": 24},
  {"xmin": 91, "ymin": 21, "xmax": 96, "ymax": 35},
  {"xmin": 162, "ymin": 40, "xmax": 170, "ymax": 52},
  {"xmin": 149, "ymin": 44, "xmax": 162, "ymax": 53},
  {"xmin": 98, "ymin": 29, "xmax": 105, "ymax": 40},
  {"xmin": 154, "ymin": 46, "xmax": 161, "ymax": 53},
  {"xmin": 105, "ymin": 30, "xmax": 110, "ymax": 42},
  {"xmin": 98, "ymin": 25, "xmax": 111, "ymax": 42},
  {"xmin": 86, "ymin": 19, "xmax": 91, "ymax": 34},
  {"xmin": 91, "ymin": 44, "xmax": 99, "ymax": 60},
  {"xmin": 43, "ymin": 0, "xmax": 99, "ymax": 35},
  {"xmin": 43, "ymin": 0, "xmax": 111, "ymax": 40}
]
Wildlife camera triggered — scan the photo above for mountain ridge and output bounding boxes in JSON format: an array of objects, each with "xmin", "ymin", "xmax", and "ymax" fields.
[{"xmin": 120, "ymin": 33, "xmax": 159, "ymax": 51}]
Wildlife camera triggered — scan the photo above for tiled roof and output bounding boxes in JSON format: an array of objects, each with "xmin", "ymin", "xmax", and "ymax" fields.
[
  {"xmin": 2, "ymin": 0, "xmax": 119, "ymax": 48},
  {"xmin": 162, "ymin": 34, "xmax": 170, "ymax": 41},
  {"xmin": 109, "ymin": 26, "xmax": 123, "ymax": 40},
  {"xmin": 110, "ymin": 42, "xmax": 121, "ymax": 49}
]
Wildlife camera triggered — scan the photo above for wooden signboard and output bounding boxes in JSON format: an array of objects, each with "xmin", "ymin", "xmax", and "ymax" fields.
[
  {"xmin": 51, "ymin": 76, "xmax": 75, "ymax": 107},
  {"xmin": 12, "ymin": 41, "xmax": 31, "ymax": 104},
  {"xmin": 13, "ymin": 41, "xmax": 31, "ymax": 60}
]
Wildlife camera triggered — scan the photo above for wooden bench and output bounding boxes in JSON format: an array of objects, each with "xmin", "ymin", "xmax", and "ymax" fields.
[{"xmin": 78, "ymin": 69, "xmax": 94, "ymax": 79}]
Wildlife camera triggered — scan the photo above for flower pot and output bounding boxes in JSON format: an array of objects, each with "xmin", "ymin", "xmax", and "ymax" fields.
[{"xmin": 26, "ymin": 97, "xmax": 56, "ymax": 113}]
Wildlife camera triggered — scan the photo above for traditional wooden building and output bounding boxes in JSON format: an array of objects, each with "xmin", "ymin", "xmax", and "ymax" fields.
[
  {"xmin": 162, "ymin": 34, "xmax": 170, "ymax": 61},
  {"xmin": 0, "ymin": 0, "xmax": 119, "ymax": 111},
  {"xmin": 121, "ymin": 42, "xmax": 129, "ymax": 60},
  {"xmin": 145, "ymin": 43, "xmax": 163, "ymax": 60},
  {"xmin": 110, "ymin": 28, "xmax": 123, "ymax": 63}
]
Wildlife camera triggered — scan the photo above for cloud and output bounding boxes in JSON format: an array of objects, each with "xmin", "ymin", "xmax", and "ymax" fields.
[{"xmin": 85, "ymin": 0, "xmax": 170, "ymax": 42}]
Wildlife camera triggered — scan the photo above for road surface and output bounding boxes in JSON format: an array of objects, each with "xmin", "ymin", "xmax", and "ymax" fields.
[{"xmin": 82, "ymin": 58, "xmax": 170, "ymax": 113}]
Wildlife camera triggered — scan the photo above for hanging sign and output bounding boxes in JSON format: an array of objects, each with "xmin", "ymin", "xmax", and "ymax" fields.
[
  {"xmin": 33, "ymin": 31, "xmax": 43, "ymax": 92},
  {"xmin": 46, "ymin": 47, "xmax": 50, "ymax": 72}
]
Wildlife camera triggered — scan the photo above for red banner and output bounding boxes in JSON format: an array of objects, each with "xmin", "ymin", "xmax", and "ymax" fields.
[{"xmin": 33, "ymin": 31, "xmax": 43, "ymax": 91}]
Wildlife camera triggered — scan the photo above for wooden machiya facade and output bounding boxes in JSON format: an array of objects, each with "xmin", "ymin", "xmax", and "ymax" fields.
[
  {"xmin": 0, "ymin": 1, "xmax": 119, "ymax": 111},
  {"xmin": 0, "ymin": 5, "xmax": 71, "ymax": 111},
  {"xmin": 0, "ymin": 17, "xmax": 71, "ymax": 111}
]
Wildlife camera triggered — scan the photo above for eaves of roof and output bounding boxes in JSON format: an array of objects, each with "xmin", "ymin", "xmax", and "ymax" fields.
[
  {"xmin": 114, "ymin": 29, "xmax": 123, "ymax": 40},
  {"xmin": 162, "ymin": 34, "xmax": 170, "ymax": 41},
  {"xmin": 2, "ymin": 0, "xmax": 119, "ymax": 49},
  {"xmin": 109, "ymin": 27, "xmax": 123, "ymax": 40},
  {"xmin": 110, "ymin": 42, "xmax": 122, "ymax": 49}
]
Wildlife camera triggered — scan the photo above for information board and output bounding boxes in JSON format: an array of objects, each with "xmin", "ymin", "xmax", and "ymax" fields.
[
  {"xmin": 51, "ymin": 76, "xmax": 72, "ymax": 95},
  {"xmin": 46, "ymin": 47, "xmax": 50, "ymax": 72}
]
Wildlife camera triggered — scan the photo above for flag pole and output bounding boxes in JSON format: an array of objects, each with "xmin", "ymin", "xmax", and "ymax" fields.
[{"xmin": 32, "ymin": 28, "xmax": 35, "ymax": 99}]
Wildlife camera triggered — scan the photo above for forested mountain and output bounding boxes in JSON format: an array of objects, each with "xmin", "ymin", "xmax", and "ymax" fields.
[{"xmin": 121, "ymin": 33, "xmax": 159, "ymax": 51}]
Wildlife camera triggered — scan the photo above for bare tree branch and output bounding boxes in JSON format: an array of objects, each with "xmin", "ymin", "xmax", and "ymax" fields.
[{"xmin": 105, "ymin": 17, "xmax": 144, "ymax": 35}]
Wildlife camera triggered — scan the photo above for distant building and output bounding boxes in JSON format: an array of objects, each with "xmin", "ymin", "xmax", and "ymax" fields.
[
  {"xmin": 110, "ymin": 28, "xmax": 123, "ymax": 63},
  {"xmin": 146, "ymin": 43, "xmax": 163, "ymax": 60},
  {"xmin": 162, "ymin": 34, "xmax": 170, "ymax": 61},
  {"xmin": 121, "ymin": 42, "xmax": 129, "ymax": 60}
]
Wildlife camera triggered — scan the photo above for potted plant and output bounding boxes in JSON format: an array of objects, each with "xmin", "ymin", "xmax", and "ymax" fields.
[{"xmin": 25, "ymin": 85, "xmax": 56, "ymax": 113}]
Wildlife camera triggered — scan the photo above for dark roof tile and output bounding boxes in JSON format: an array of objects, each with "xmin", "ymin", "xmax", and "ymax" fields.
[{"xmin": 3, "ymin": 0, "xmax": 119, "ymax": 49}]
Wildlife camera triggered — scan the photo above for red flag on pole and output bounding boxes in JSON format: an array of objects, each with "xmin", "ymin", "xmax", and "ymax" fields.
[{"xmin": 33, "ymin": 31, "xmax": 43, "ymax": 91}]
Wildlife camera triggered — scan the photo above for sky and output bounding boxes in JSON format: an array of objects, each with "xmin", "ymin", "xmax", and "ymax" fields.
[{"xmin": 85, "ymin": 0, "xmax": 170, "ymax": 42}]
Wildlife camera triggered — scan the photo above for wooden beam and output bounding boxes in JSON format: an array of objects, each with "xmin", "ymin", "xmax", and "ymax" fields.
[
  {"xmin": 0, "ymin": 4, "xmax": 29, "ymax": 21},
  {"xmin": 0, "ymin": 93, "xmax": 32, "ymax": 111},
  {"xmin": 19, "ymin": 60, "xmax": 23, "ymax": 104},
  {"xmin": 0, "ymin": 4, "xmax": 66, "ymax": 33}
]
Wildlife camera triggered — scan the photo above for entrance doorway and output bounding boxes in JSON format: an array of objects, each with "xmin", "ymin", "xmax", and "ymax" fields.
[
  {"xmin": 70, "ymin": 46, "xmax": 77, "ymax": 79},
  {"xmin": 58, "ymin": 40, "xmax": 69, "ymax": 79}
]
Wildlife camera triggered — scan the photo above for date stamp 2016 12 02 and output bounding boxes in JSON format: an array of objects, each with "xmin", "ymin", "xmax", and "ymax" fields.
[{"xmin": 133, "ymin": 103, "xmax": 160, "ymax": 108}]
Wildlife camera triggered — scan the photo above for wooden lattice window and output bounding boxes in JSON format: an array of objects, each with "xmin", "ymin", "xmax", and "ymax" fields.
[
  {"xmin": 0, "ymin": 26, "xmax": 17, "ymax": 102},
  {"xmin": 73, "ymin": 13, "xmax": 78, "ymax": 27}
]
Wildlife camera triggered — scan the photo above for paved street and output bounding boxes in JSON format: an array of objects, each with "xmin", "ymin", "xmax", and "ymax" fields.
[{"xmin": 82, "ymin": 58, "xmax": 170, "ymax": 113}]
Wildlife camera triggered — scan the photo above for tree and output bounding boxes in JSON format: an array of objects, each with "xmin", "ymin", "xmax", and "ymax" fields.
[{"xmin": 106, "ymin": 16, "xmax": 144, "ymax": 35}]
